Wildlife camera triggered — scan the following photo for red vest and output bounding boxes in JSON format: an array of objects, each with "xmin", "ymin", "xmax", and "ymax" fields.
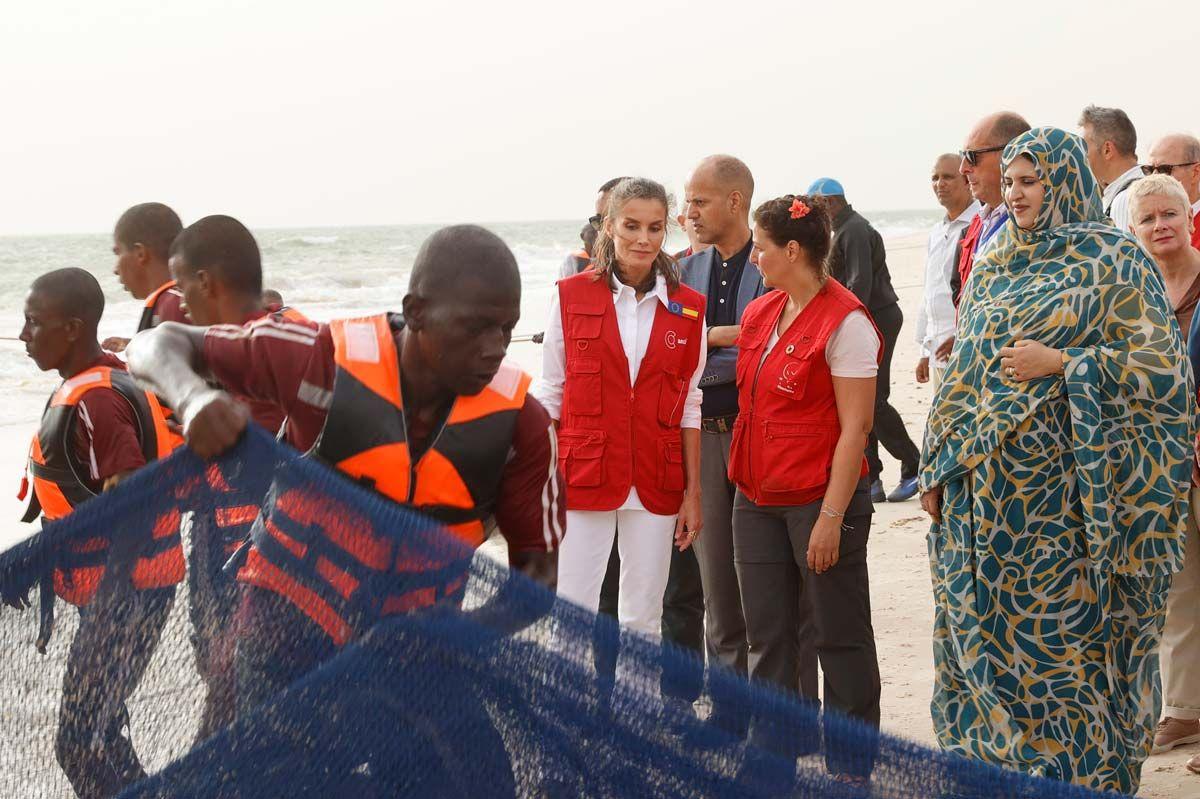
[
  {"xmin": 1192, "ymin": 210, "xmax": 1200, "ymax": 251},
  {"xmin": 556, "ymin": 272, "xmax": 705, "ymax": 515},
  {"xmin": 729, "ymin": 280, "xmax": 879, "ymax": 507},
  {"xmin": 955, "ymin": 214, "xmax": 983, "ymax": 308}
]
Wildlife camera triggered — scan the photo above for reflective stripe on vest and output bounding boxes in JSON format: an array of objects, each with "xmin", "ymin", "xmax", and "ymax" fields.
[
  {"xmin": 25, "ymin": 365, "xmax": 185, "ymax": 605},
  {"xmin": 555, "ymin": 273, "xmax": 705, "ymax": 515},
  {"xmin": 728, "ymin": 280, "xmax": 879, "ymax": 506},
  {"xmin": 137, "ymin": 280, "xmax": 178, "ymax": 332},
  {"xmin": 237, "ymin": 312, "xmax": 529, "ymax": 644}
]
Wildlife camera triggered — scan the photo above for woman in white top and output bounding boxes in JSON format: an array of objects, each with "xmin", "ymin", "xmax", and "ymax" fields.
[{"xmin": 537, "ymin": 177, "xmax": 705, "ymax": 638}]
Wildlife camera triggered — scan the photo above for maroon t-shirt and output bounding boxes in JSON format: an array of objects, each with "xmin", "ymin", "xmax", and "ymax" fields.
[
  {"xmin": 202, "ymin": 316, "xmax": 564, "ymax": 553},
  {"xmin": 71, "ymin": 353, "xmax": 148, "ymax": 483},
  {"xmin": 145, "ymin": 282, "xmax": 190, "ymax": 329}
]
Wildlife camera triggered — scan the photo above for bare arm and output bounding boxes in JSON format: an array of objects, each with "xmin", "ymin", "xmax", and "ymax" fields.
[
  {"xmin": 807, "ymin": 375, "xmax": 875, "ymax": 573},
  {"xmin": 674, "ymin": 427, "xmax": 702, "ymax": 551},
  {"xmin": 126, "ymin": 323, "xmax": 249, "ymax": 458}
]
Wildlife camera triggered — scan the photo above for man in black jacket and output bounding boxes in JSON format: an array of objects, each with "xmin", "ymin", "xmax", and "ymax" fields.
[{"xmin": 808, "ymin": 178, "xmax": 920, "ymax": 503}]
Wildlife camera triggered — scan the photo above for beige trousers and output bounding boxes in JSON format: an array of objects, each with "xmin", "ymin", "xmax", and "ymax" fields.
[{"xmin": 1162, "ymin": 486, "xmax": 1200, "ymax": 720}]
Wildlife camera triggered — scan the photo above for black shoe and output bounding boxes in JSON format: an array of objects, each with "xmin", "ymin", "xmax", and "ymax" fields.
[{"xmin": 869, "ymin": 479, "xmax": 886, "ymax": 504}]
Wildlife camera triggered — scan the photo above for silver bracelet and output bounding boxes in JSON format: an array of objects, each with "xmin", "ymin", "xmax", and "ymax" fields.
[{"xmin": 820, "ymin": 505, "xmax": 845, "ymax": 519}]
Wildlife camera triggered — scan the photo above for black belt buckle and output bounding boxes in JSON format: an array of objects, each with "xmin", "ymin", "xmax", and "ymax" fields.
[{"xmin": 701, "ymin": 415, "xmax": 736, "ymax": 434}]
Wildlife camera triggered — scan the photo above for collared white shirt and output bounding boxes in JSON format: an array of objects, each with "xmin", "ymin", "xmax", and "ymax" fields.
[
  {"xmin": 1103, "ymin": 164, "xmax": 1144, "ymax": 233},
  {"xmin": 917, "ymin": 201, "xmax": 980, "ymax": 364},
  {"xmin": 535, "ymin": 273, "xmax": 707, "ymax": 510},
  {"xmin": 1192, "ymin": 197, "xmax": 1200, "ymax": 218}
]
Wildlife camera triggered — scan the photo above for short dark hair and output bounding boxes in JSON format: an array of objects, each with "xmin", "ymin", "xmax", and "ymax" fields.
[
  {"xmin": 1078, "ymin": 105, "xmax": 1137, "ymax": 157},
  {"xmin": 169, "ymin": 215, "xmax": 263, "ymax": 298},
  {"xmin": 598, "ymin": 176, "xmax": 631, "ymax": 194},
  {"xmin": 114, "ymin": 203, "xmax": 183, "ymax": 262},
  {"xmin": 988, "ymin": 112, "xmax": 1032, "ymax": 148},
  {"xmin": 409, "ymin": 224, "xmax": 520, "ymax": 299},
  {"xmin": 753, "ymin": 195, "xmax": 833, "ymax": 279},
  {"xmin": 31, "ymin": 268, "xmax": 105, "ymax": 330}
]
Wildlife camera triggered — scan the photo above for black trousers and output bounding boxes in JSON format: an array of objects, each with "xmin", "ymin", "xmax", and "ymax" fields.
[
  {"xmin": 57, "ymin": 585, "xmax": 174, "ymax": 799},
  {"xmin": 867, "ymin": 302, "xmax": 920, "ymax": 482},
  {"xmin": 733, "ymin": 481, "xmax": 880, "ymax": 776}
]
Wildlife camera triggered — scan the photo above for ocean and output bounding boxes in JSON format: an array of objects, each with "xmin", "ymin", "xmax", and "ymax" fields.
[{"xmin": 0, "ymin": 210, "xmax": 940, "ymax": 427}]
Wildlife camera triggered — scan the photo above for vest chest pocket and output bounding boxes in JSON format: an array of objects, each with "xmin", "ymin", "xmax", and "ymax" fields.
[
  {"xmin": 566, "ymin": 304, "xmax": 605, "ymax": 340},
  {"xmin": 768, "ymin": 347, "xmax": 816, "ymax": 400},
  {"xmin": 735, "ymin": 322, "xmax": 768, "ymax": 388},
  {"xmin": 657, "ymin": 373, "xmax": 687, "ymax": 427},
  {"xmin": 558, "ymin": 430, "xmax": 605, "ymax": 488}
]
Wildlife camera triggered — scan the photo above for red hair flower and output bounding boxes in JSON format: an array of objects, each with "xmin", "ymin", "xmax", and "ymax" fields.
[{"xmin": 789, "ymin": 198, "xmax": 811, "ymax": 219}]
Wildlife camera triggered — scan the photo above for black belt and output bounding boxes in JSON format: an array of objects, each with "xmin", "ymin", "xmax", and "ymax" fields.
[{"xmin": 700, "ymin": 414, "xmax": 737, "ymax": 434}]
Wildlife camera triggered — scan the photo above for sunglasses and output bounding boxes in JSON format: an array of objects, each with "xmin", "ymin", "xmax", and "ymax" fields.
[
  {"xmin": 1141, "ymin": 162, "xmax": 1199, "ymax": 176},
  {"xmin": 958, "ymin": 145, "xmax": 1006, "ymax": 166},
  {"xmin": 588, "ymin": 214, "xmax": 603, "ymax": 231}
]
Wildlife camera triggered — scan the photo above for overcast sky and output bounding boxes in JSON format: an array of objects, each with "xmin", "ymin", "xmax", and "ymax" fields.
[{"xmin": 1, "ymin": 0, "xmax": 1197, "ymax": 235}]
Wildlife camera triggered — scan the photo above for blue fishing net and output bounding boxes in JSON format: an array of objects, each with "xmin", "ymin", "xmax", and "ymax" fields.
[{"xmin": 0, "ymin": 427, "xmax": 1120, "ymax": 798}]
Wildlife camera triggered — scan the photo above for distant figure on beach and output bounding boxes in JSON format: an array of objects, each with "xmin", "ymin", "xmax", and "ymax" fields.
[
  {"xmin": 1128, "ymin": 175, "xmax": 1200, "ymax": 771},
  {"xmin": 559, "ymin": 177, "xmax": 629, "ymax": 279},
  {"xmin": 730, "ymin": 194, "xmax": 881, "ymax": 786},
  {"xmin": 539, "ymin": 176, "xmax": 705, "ymax": 663},
  {"xmin": 954, "ymin": 111, "xmax": 1031, "ymax": 304},
  {"xmin": 808, "ymin": 177, "xmax": 918, "ymax": 504},
  {"xmin": 103, "ymin": 202, "xmax": 187, "ymax": 352},
  {"xmin": 128, "ymin": 224, "xmax": 563, "ymax": 793},
  {"xmin": 916, "ymin": 154, "xmax": 979, "ymax": 389},
  {"xmin": 920, "ymin": 127, "xmax": 1193, "ymax": 794},
  {"xmin": 19, "ymin": 268, "xmax": 183, "ymax": 798},
  {"xmin": 1147, "ymin": 133, "xmax": 1200, "ymax": 251},
  {"xmin": 1078, "ymin": 105, "xmax": 1142, "ymax": 231}
]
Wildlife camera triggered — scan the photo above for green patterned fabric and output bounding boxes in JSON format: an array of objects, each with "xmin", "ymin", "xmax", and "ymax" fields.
[{"xmin": 920, "ymin": 126, "xmax": 1195, "ymax": 794}]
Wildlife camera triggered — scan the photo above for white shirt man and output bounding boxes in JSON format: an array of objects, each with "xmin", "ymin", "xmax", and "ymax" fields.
[
  {"xmin": 917, "ymin": 200, "xmax": 980, "ymax": 388},
  {"xmin": 1103, "ymin": 164, "xmax": 1145, "ymax": 233}
]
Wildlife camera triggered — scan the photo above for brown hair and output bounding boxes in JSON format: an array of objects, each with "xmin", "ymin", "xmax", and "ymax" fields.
[
  {"xmin": 591, "ymin": 177, "xmax": 680, "ymax": 291},
  {"xmin": 753, "ymin": 194, "xmax": 833, "ymax": 280}
]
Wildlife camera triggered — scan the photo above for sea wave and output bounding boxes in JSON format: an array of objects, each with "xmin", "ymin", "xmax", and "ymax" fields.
[{"xmin": 271, "ymin": 235, "xmax": 340, "ymax": 247}]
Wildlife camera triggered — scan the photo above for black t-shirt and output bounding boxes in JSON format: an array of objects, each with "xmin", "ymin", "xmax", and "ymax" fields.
[{"xmin": 701, "ymin": 237, "xmax": 753, "ymax": 419}]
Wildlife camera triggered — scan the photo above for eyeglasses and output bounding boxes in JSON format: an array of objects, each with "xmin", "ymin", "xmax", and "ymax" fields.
[
  {"xmin": 588, "ymin": 214, "xmax": 603, "ymax": 231},
  {"xmin": 958, "ymin": 145, "xmax": 1006, "ymax": 166},
  {"xmin": 1141, "ymin": 162, "xmax": 1199, "ymax": 176}
]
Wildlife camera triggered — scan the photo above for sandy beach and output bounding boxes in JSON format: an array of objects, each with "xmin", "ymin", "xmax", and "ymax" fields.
[{"xmin": 0, "ymin": 233, "xmax": 1194, "ymax": 797}]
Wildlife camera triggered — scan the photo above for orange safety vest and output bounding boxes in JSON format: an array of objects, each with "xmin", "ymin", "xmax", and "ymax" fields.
[
  {"xmin": 23, "ymin": 366, "xmax": 185, "ymax": 606},
  {"xmin": 237, "ymin": 312, "xmax": 532, "ymax": 645},
  {"xmin": 137, "ymin": 280, "xmax": 178, "ymax": 332}
]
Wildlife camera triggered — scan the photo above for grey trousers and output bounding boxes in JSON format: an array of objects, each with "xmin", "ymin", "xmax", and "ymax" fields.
[
  {"xmin": 733, "ymin": 481, "xmax": 881, "ymax": 771},
  {"xmin": 694, "ymin": 429, "xmax": 748, "ymax": 676}
]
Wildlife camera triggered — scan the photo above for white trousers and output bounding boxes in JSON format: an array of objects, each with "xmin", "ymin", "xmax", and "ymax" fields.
[
  {"xmin": 1163, "ymin": 486, "xmax": 1200, "ymax": 720},
  {"xmin": 557, "ymin": 508, "xmax": 676, "ymax": 637}
]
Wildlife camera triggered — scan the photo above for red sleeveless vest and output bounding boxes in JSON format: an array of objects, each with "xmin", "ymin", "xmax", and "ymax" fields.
[
  {"xmin": 556, "ymin": 272, "xmax": 705, "ymax": 515},
  {"xmin": 729, "ymin": 280, "xmax": 879, "ymax": 507}
]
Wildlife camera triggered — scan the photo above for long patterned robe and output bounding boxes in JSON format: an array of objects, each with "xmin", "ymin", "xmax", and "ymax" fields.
[{"xmin": 920, "ymin": 127, "xmax": 1195, "ymax": 794}]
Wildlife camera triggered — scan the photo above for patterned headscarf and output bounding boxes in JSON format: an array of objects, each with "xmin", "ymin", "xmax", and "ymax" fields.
[{"xmin": 921, "ymin": 127, "xmax": 1195, "ymax": 575}]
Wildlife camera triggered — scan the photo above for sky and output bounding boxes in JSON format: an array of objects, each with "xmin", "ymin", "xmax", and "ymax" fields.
[{"xmin": 1, "ymin": 0, "xmax": 1197, "ymax": 236}]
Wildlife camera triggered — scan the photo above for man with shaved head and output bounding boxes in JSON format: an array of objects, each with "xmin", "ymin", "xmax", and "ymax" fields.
[
  {"xmin": 955, "ymin": 111, "xmax": 1032, "ymax": 301},
  {"xmin": 1148, "ymin": 133, "xmax": 1200, "ymax": 250},
  {"xmin": 678, "ymin": 154, "xmax": 765, "ymax": 727},
  {"xmin": 103, "ymin": 202, "xmax": 188, "ymax": 352},
  {"xmin": 128, "ymin": 224, "xmax": 563, "ymax": 754}
]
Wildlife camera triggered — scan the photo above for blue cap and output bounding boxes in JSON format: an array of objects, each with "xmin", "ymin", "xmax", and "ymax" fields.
[{"xmin": 806, "ymin": 177, "xmax": 844, "ymax": 196}]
